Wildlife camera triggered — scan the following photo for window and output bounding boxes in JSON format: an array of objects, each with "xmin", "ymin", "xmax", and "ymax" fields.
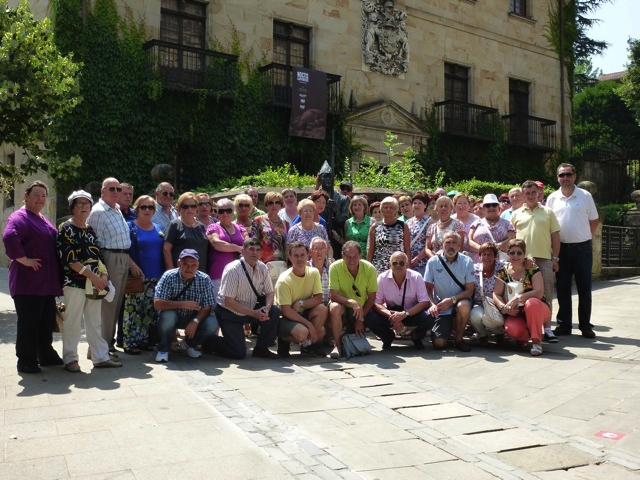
[
  {"xmin": 5, "ymin": 153, "xmax": 15, "ymax": 208},
  {"xmin": 159, "ymin": 0, "xmax": 206, "ymax": 82},
  {"xmin": 444, "ymin": 63, "xmax": 469, "ymax": 134},
  {"xmin": 510, "ymin": 0, "xmax": 527, "ymax": 17},
  {"xmin": 273, "ymin": 21, "xmax": 310, "ymax": 68},
  {"xmin": 445, "ymin": 63, "xmax": 469, "ymax": 103},
  {"xmin": 509, "ymin": 78, "xmax": 530, "ymax": 143}
]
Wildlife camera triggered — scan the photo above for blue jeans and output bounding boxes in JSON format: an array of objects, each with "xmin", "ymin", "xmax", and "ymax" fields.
[
  {"xmin": 555, "ymin": 241, "xmax": 593, "ymax": 331},
  {"xmin": 157, "ymin": 310, "xmax": 219, "ymax": 353}
]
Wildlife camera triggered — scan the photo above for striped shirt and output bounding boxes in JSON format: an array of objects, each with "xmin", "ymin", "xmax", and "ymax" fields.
[
  {"xmin": 217, "ymin": 258, "xmax": 273, "ymax": 316},
  {"xmin": 87, "ymin": 199, "xmax": 131, "ymax": 249}
]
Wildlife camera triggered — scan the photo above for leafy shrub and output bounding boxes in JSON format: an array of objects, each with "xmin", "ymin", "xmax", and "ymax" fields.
[
  {"xmin": 201, "ymin": 163, "xmax": 317, "ymax": 193},
  {"xmin": 601, "ymin": 203, "xmax": 635, "ymax": 226}
]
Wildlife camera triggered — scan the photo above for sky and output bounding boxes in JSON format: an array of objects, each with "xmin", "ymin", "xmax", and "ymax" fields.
[{"xmin": 587, "ymin": 0, "xmax": 638, "ymax": 74}]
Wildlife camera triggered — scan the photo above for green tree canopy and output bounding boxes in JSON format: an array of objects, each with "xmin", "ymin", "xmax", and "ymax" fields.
[
  {"xmin": 573, "ymin": 79, "xmax": 640, "ymax": 156},
  {"xmin": 0, "ymin": 0, "xmax": 81, "ymax": 190},
  {"xmin": 618, "ymin": 38, "xmax": 640, "ymax": 128}
]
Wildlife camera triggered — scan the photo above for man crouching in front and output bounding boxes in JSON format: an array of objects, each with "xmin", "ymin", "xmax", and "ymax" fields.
[{"xmin": 153, "ymin": 249, "xmax": 219, "ymax": 362}]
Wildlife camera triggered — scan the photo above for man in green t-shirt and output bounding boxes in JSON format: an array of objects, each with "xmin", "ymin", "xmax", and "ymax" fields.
[
  {"xmin": 329, "ymin": 241, "xmax": 378, "ymax": 358},
  {"xmin": 275, "ymin": 241, "xmax": 328, "ymax": 357}
]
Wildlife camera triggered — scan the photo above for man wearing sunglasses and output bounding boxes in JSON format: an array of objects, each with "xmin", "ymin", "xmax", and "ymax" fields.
[
  {"xmin": 546, "ymin": 163, "xmax": 599, "ymax": 339},
  {"xmin": 87, "ymin": 177, "xmax": 132, "ymax": 353},
  {"xmin": 365, "ymin": 252, "xmax": 430, "ymax": 350},
  {"xmin": 511, "ymin": 180, "xmax": 561, "ymax": 343},
  {"xmin": 152, "ymin": 182, "xmax": 178, "ymax": 230},
  {"xmin": 329, "ymin": 241, "xmax": 378, "ymax": 358}
]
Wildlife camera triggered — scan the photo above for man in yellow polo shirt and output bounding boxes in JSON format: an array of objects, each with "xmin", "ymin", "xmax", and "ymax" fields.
[
  {"xmin": 511, "ymin": 180, "xmax": 561, "ymax": 343},
  {"xmin": 329, "ymin": 241, "xmax": 378, "ymax": 358}
]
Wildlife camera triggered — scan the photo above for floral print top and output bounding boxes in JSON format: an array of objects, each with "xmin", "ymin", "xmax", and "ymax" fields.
[
  {"xmin": 406, "ymin": 215, "xmax": 432, "ymax": 272},
  {"xmin": 250, "ymin": 214, "xmax": 289, "ymax": 263},
  {"xmin": 496, "ymin": 262, "xmax": 549, "ymax": 307}
]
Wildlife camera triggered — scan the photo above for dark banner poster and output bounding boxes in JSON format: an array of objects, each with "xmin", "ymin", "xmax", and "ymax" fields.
[{"xmin": 289, "ymin": 67, "xmax": 327, "ymax": 140}]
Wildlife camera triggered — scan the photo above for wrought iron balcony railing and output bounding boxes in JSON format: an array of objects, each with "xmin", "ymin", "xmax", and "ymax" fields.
[
  {"xmin": 502, "ymin": 113, "xmax": 557, "ymax": 151},
  {"xmin": 433, "ymin": 100, "xmax": 501, "ymax": 141},
  {"xmin": 259, "ymin": 63, "xmax": 342, "ymax": 113},
  {"xmin": 143, "ymin": 39, "xmax": 238, "ymax": 91}
]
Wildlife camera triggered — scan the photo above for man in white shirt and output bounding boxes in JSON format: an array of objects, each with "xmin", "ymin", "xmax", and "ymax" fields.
[{"xmin": 546, "ymin": 163, "xmax": 600, "ymax": 338}]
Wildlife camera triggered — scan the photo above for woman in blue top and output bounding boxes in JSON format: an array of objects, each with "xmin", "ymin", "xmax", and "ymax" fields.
[{"xmin": 124, "ymin": 195, "xmax": 165, "ymax": 354}]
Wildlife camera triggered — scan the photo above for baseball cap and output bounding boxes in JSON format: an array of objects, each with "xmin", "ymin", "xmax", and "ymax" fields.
[
  {"xmin": 499, "ymin": 193, "xmax": 510, "ymax": 203},
  {"xmin": 339, "ymin": 181, "xmax": 353, "ymax": 190},
  {"xmin": 535, "ymin": 181, "xmax": 544, "ymax": 189},
  {"xmin": 178, "ymin": 249, "xmax": 199, "ymax": 260}
]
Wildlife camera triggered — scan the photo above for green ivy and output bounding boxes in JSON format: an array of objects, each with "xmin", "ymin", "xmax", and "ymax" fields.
[
  {"xmin": 420, "ymin": 103, "xmax": 554, "ymax": 186},
  {"xmin": 48, "ymin": 0, "xmax": 353, "ymax": 197}
]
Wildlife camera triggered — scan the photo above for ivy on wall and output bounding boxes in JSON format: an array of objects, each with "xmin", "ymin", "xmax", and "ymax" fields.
[
  {"xmin": 418, "ymin": 105, "xmax": 554, "ymax": 186},
  {"xmin": 49, "ymin": 0, "xmax": 352, "ymax": 197}
]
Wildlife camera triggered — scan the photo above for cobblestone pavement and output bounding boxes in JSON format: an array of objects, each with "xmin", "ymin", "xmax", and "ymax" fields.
[{"xmin": 1, "ymin": 269, "xmax": 639, "ymax": 479}]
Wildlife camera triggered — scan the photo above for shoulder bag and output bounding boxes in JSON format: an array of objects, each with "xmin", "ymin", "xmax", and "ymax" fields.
[
  {"xmin": 479, "ymin": 270, "xmax": 504, "ymax": 327},
  {"xmin": 125, "ymin": 222, "xmax": 145, "ymax": 295},
  {"xmin": 240, "ymin": 259, "xmax": 267, "ymax": 309},
  {"xmin": 341, "ymin": 333, "xmax": 372, "ymax": 359},
  {"xmin": 438, "ymin": 255, "xmax": 466, "ymax": 291}
]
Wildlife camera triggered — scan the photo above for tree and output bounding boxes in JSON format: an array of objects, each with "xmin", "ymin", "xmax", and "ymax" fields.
[
  {"xmin": 573, "ymin": 80, "xmax": 640, "ymax": 156},
  {"xmin": 574, "ymin": 57, "xmax": 602, "ymax": 94},
  {"xmin": 618, "ymin": 38, "xmax": 640, "ymax": 128},
  {"xmin": 547, "ymin": 0, "xmax": 611, "ymax": 97},
  {"xmin": 0, "ymin": 0, "xmax": 81, "ymax": 192}
]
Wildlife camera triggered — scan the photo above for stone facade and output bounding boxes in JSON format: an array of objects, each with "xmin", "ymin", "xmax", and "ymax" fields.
[{"xmin": 2, "ymin": 0, "xmax": 567, "ymax": 264}]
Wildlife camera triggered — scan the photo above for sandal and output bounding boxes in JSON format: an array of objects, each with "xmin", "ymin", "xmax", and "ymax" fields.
[
  {"xmin": 530, "ymin": 343, "xmax": 543, "ymax": 356},
  {"xmin": 124, "ymin": 347, "xmax": 141, "ymax": 355}
]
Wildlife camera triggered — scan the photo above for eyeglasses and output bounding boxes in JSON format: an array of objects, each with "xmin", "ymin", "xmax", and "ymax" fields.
[
  {"xmin": 391, "ymin": 261, "xmax": 406, "ymax": 267},
  {"xmin": 181, "ymin": 204, "xmax": 197, "ymax": 210},
  {"xmin": 508, "ymin": 250, "xmax": 524, "ymax": 256},
  {"xmin": 161, "ymin": 191, "xmax": 175, "ymax": 197},
  {"xmin": 107, "ymin": 186, "xmax": 122, "ymax": 192},
  {"xmin": 558, "ymin": 172, "xmax": 574, "ymax": 178},
  {"xmin": 217, "ymin": 208, "xmax": 233, "ymax": 214},
  {"xmin": 352, "ymin": 284, "xmax": 362, "ymax": 297},
  {"xmin": 138, "ymin": 205, "xmax": 154, "ymax": 211},
  {"xmin": 75, "ymin": 201, "xmax": 91, "ymax": 207},
  {"xmin": 266, "ymin": 201, "xmax": 282, "ymax": 206},
  {"xmin": 238, "ymin": 203, "xmax": 251, "ymax": 208},
  {"xmin": 484, "ymin": 203, "xmax": 499, "ymax": 208},
  {"xmin": 198, "ymin": 202, "xmax": 211, "ymax": 207},
  {"xmin": 311, "ymin": 246, "xmax": 327, "ymax": 252}
]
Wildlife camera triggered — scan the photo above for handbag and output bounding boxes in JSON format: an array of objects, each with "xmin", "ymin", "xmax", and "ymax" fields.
[
  {"xmin": 125, "ymin": 274, "xmax": 144, "ymax": 294},
  {"xmin": 479, "ymin": 270, "xmax": 504, "ymax": 327},
  {"xmin": 341, "ymin": 333, "xmax": 372, "ymax": 359},
  {"xmin": 54, "ymin": 299, "xmax": 65, "ymax": 333},
  {"xmin": 240, "ymin": 259, "xmax": 267, "ymax": 309},
  {"xmin": 125, "ymin": 221, "xmax": 145, "ymax": 294}
]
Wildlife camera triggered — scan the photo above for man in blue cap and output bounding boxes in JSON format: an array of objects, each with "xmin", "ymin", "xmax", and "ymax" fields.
[{"xmin": 153, "ymin": 249, "xmax": 219, "ymax": 362}]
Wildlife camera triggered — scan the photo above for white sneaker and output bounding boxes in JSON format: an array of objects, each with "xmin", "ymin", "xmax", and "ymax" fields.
[
  {"xmin": 180, "ymin": 340, "xmax": 202, "ymax": 358},
  {"xmin": 155, "ymin": 351, "xmax": 169, "ymax": 363}
]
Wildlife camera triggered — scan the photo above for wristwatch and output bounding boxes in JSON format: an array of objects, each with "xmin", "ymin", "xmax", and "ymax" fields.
[
  {"xmin": 192, "ymin": 318, "xmax": 199, "ymax": 324},
  {"xmin": 298, "ymin": 300, "xmax": 304, "ymax": 308},
  {"xmin": 404, "ymin": 310, "xmax": 410, "ymax": 317},
  {"xmin": 451, "ymin": 295, "xmax": 458, "ymax": 305},
  {"xmin": 552, "ymin": 256, "xmax": 560, "ymax": 261}
]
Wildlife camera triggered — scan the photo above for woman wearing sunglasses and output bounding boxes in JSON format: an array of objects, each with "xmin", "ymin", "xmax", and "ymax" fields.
[
  {"xmin": 234, "ymin": 194, "xmax": 256, "ymax": 229},
  {"xmin": 163, "ymin": 192, "xmax": 208, "ymax": 272},
  {"xmin": 250, "ymin": 191, "xmax": 290, "ymax": 285},
  {"xmin": 195, "ymin": 193, "xmax": 218, "ymax": 228},
  {"xmin": 207, "ymin": 198, "xmax": 248, "ymax": 295},
  {"xmin": 123, "ymin": 195, "xmax": 165, "ymax": 354},
  {"xmin": 468, "ymin": 193, "xmax": 515, "ymax": 263},
  {"xmin": 492, "ymin": 238, "xmax": 550, "ymax": 356}
]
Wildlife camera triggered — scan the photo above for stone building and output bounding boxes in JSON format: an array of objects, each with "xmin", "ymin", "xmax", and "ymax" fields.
[{"xmin": 1, "ymin": 0, "xmax": 566, "ymax": 264}]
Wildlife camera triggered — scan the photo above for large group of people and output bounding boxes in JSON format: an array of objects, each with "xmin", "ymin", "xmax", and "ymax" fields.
[{"xmin": 2, "ymin": 162, "xmax": 600, "ymax": 373}]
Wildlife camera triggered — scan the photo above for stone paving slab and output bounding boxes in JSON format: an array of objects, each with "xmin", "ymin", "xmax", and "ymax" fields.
[{"xmin": 494, "ymin": 444, "xmax": 599, "ymax": 472}]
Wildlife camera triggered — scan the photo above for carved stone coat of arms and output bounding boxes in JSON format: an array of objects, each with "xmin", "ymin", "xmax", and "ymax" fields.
[{"xmin": 362, "ymin": 0, "xmax": 409, "ymax": 76}]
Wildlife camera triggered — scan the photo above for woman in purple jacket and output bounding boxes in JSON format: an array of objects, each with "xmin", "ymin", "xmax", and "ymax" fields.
[{"xmin": 2, "ymin": 181, "xmax": 63, "ymax": 373}]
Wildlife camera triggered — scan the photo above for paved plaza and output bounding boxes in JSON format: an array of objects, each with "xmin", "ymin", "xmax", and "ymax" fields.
[{"xmin": 1, "ymin": 267, "xmax": 639, "ymax": 479}]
